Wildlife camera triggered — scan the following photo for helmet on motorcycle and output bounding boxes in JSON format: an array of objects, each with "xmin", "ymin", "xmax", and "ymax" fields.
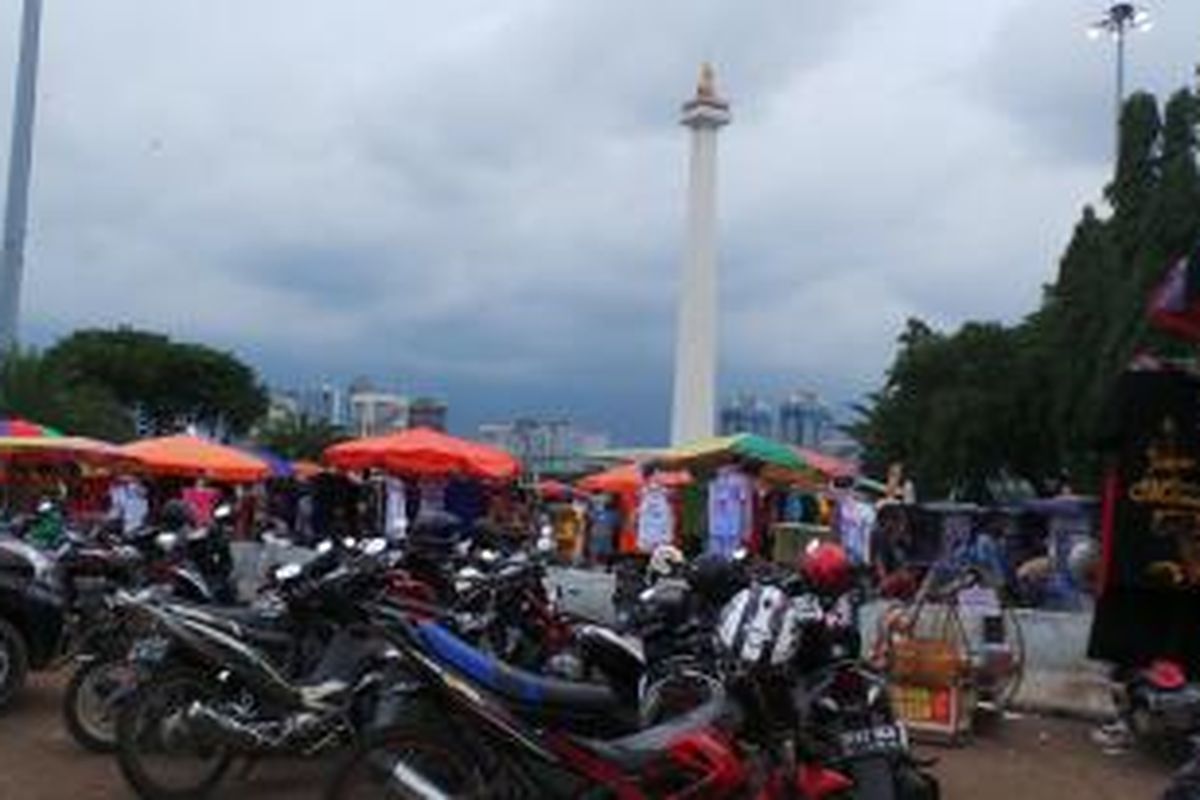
[
  {"xmin": 688, "ymin": 552, "xmax": 745, "ymax": 607},
  {"xmin": 408, "ymin": 511, "xmax": 464, "ymax": 556},
  {"xmin": 159, "ymin": 499, "xmax": 195, "ymax": 532},
  {"xmin": 800, "ymin": 542, "xmax": 853, "ymax": 596},
  {"xmin": 647, "ymin": 544, "xmax": 685, "ymax": 579},
  {"xmin": 717, "ymin": 585, "xmax": 807, "ymax": 668},
  {"xmin": 1144, "ymin": 659, "xmax": 1187, "ymax": 691}
]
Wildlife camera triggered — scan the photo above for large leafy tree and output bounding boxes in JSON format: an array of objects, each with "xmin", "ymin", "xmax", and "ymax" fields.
[
  {"xmin": 855, "ymin": 85, "xmax": 1200, "ymax": 496},
  {"xmin": 44, "ymin": 327, "xmax": 268, "ymax": 438},
  {"xmin": 0, "ymin": 349, "xmax": 134, "ymax": 441}
]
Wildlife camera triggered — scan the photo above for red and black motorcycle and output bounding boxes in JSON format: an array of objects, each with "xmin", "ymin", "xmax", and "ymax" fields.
[{"xmin": 328, "ymin": 586, "xmax": 858, "ymax": 799}]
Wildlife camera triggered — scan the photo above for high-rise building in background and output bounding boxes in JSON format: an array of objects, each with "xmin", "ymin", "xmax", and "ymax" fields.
[
  {"xmin": 718, "ymin": 394, "xmax": 774, "ymax": 438},
  {"xmin": 408, "ymin": 396, "xmax": 448, "ymax": 432},
  {"xmin": 478, "ymin": 417, "xmax": 610, "ymax": 476},
  {"xmin": 349, "ymin": 393, "xmax": 407, "ymax": 437},
  {"xmin": 778, "ymin": 390, "xmax": 834, "ymax": 449}
]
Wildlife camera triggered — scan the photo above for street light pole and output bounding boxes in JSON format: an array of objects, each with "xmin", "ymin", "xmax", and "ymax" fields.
[
  {"xmin": 0, "ymin": 0, "xmax": 44, "ymax": 355},
  {"xmin": 1088, "ymin": 3, "xmax": 1152, "ymax": 166}
]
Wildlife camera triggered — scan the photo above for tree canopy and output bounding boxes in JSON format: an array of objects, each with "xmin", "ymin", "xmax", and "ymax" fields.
[
  {"xmin": 854, "ymin": 88, "xmax": 1200, "ymax": 498},
  {"xmin": 14, "ymin": 327, "xmax": 271, "ymax": 441}
]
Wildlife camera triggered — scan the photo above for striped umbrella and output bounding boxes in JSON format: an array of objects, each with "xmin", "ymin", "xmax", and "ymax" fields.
[{"xmin": 0, "ymin": 418, "xmax": 62, "ymax": 438}]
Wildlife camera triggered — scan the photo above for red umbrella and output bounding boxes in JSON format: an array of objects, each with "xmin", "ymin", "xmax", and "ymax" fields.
[
  {"xmin": 576, "ymin": 463, "xmax": 691, "ymax": 495},
  {"xmin": 324, "ymin": 427, "xmax": 520, "ymax": 481}
]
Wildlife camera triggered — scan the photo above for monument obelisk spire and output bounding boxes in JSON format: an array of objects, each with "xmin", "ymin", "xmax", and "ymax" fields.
[{"xmin": 671, "ymin": 64, "xmax": 730, "ymax": 446}]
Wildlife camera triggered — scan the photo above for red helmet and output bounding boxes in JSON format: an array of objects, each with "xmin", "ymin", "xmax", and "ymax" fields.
[{"xmin": 801, "ymin": 542, "xmax": 853, "ymax": 595}]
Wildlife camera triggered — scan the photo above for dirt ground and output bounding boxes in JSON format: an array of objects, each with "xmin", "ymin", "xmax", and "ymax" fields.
[{"xmin": 0, "ymin": 672, "xmax": 1175, "ymax": 799}]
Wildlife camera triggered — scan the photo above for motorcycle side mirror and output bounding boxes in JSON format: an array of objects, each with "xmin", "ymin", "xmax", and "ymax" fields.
[{"xmin": 274, "ymin": 563, "xmax": 303, "ymax": 582}]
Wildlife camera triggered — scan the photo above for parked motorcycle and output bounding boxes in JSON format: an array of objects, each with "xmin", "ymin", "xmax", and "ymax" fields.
[
  {"xmin": 1115, "ymin": 659, "xmax": 1200, "ymax": 752},
  {"xmin": 60, "ymin": 512, "xmax": 241, "ymax": 752},
  {"xmin": 327, "ymin": 592, "xmax": 829, "ymax": 799},
  {"xmin": 112, "ymin": 539, "xmax": 395, "ymax": 800}
]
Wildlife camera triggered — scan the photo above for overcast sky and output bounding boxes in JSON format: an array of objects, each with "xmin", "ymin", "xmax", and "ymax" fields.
[{"xmin": 0, "ymin": 0, "xmax": 1197, "ymax": 443}]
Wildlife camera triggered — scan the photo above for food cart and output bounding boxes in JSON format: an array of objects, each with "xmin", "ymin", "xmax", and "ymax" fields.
[{"xmin": 875, "ymin": 502, "xmax": 1026, "ymax": 743}]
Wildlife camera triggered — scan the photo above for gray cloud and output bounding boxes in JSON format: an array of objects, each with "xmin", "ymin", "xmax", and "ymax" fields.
[{"xmin": 1, "ymin": 0, "xmax": 1198, "ymax": 442}]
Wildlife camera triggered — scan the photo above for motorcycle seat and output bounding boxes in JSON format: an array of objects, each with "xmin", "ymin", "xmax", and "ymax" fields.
[
  {"xmin": 415, "ymin": 622, "xmax": 620, "ymax": 713},
  {"xmin": 573, "ymin": 695, "xmax": 733, "ymax": 770}
]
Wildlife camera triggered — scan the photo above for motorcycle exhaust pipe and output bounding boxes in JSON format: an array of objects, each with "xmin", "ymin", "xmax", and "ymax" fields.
[
  {"xmin": 363, "ymin": 751, "xmax": 452, "ymax": 800},
  {"xmin": 185, "ymin": 701, "xmax": 274, "ymax": 751}
]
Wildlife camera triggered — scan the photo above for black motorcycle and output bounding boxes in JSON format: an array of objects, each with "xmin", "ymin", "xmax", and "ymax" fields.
[
  {"xmin": 113, "ymin": 540, "xmax": 394, "ymax": 800},
  {"xmin": 60, "ymin": 513, "xmax": 242, "ymax": 753}
]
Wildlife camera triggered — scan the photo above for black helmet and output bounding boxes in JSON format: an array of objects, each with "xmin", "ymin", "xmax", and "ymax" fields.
[
  {"xmin": 688, "ymin": 552, "xmax": 746, "ymax": 607},
  {"xmin": 408, "ymin": 511, "xmax": 463, "ymax": 555},
  {"xmin": 159, "ymin": 499, "xmax": 195, "ymax": 531}
]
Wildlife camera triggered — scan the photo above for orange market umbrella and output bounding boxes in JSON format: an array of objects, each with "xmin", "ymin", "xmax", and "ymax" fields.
[
  {"xmin": 324, "ymin": 427, "xmax": 521, "ymax": 481},
  {"xmin": 576, "ymin": 463, "xmax": 691, "ymax": 495},
  {"xmin": 120, "ymin": 434, "xmax": 271, "ymax": 483},
  {"xmin": 0, "ymin": 435, "xmax": 142, "ymax": 469}
]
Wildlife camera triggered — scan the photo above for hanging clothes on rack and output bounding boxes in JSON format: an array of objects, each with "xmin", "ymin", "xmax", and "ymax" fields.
[
  {"xmin": 637, "ymin": 480, "xmax": 675, "ymax": 552},
  {"xmin": 708, "ymin": 466, "xmax": 753, "ymax": 558}
]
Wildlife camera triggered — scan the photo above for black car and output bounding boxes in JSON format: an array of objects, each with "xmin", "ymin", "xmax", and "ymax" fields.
[{"xmin": 0, "ymin": 535, "xmax": 66, "ymax": 710}]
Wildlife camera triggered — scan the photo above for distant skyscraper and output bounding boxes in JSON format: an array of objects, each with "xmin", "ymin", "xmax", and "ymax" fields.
[
  {"xmin": 719, "ymin": 394, "xmax": 774, "ymax": 438},
  {"xmin": 671, "ymin": 64, "xmax": 730, "ymax": 446},
  {"xmin": 778, "ymin": 391, "xmax": 834, "ymax": 449},
  {"xmin": 349, "ymin": 389, "xmax": 408, "ymax": 437},
  {"xmin": 408, "ymin": 396, "xmax": 448, "ymax": 432},
  {"xmin": 477, "ymin": 417, "xmax": 609, "ymax": 476}
]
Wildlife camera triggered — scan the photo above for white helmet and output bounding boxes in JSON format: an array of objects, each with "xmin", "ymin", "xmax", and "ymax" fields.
[{"xmin": 717, "ymin": 585, "xmax": 815, "ymax": 669}]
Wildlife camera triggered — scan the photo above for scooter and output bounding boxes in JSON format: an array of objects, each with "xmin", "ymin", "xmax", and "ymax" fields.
[{"xmin": 1118, "ymin": 659, "xmax": 1200, "ymax": 748}]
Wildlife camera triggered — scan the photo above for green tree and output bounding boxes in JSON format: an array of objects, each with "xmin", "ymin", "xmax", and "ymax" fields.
[
  {"xmin": 857, "ymin": 83, "xmax": 1200, "ymax": 496},
  {"xmin": 0, "ymin": 349, "xmax": 134, "ymax": 441},
  {"xmin": 44, "ymin": 327, "xmax": 268, "ymax": 438}
]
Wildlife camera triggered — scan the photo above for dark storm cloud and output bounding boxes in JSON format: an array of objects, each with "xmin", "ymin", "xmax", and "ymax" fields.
[{"xmin": 2, "ymin": 0, "xmax": 1198, "ymax": 442}]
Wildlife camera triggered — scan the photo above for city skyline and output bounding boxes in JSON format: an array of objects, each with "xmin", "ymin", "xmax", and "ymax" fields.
[{"xmin": 3, "ymin": 2, "xmax": 1199, "ymax": 444}]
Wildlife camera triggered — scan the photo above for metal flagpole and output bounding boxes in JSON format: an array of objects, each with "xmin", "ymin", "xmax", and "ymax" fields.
[{"xmin": 0, "ymin": 0, "xmax": 44, "ymax": 354}]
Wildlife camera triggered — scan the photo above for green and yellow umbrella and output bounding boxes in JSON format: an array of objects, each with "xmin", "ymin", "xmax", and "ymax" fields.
[{"xmin": 653, "ymin": 433, "xmax": 821, "ymax": 485}]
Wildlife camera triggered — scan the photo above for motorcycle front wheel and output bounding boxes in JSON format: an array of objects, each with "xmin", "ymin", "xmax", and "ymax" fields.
[
  {"xmin": 326, "ymin": 723, "xmax": 487, "ymax": 800},
  {"xmin": 116, "ymin": 668, "xmax": 233, "ymax": 800},
  {"xmin": 64, "ymin": 657, "xmax": 137, "ymax": 753}
]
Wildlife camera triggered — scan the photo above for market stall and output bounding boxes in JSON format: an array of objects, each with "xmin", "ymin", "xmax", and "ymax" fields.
[
  {"xmin": 323, "ymin": 427, "xmax": 522, "ymax": 538},
  {"xmin": 651, "ymin": 434, "xmax": 830, "ymax": 560}
]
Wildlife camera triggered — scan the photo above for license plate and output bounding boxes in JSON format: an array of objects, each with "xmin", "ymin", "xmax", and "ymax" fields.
[{"xmin": 840, "ymin": 724, "xmax": 906, "ymax": 757}]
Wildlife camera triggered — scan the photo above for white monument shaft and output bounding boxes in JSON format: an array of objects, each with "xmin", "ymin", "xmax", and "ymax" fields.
[{"xmin": 671, "ymin": 65, "xmax": 729, "ymax": 446}]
